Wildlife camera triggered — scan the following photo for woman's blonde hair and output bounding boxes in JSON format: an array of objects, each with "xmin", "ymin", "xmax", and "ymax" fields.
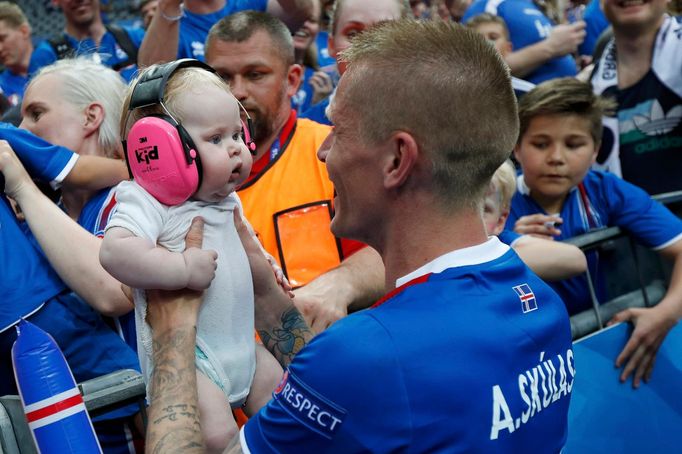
[{"xmin": 29, "ymin": 58, "xmax": 127, "ymax": 158}]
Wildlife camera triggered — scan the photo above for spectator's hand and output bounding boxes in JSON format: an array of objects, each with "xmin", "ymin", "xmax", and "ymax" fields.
[
  {"xmin": 309, "ymin": 71, "xmax": 334, "ymax": 105},
  {"xmin": 513, "ymin": 213, "xmax": 563, "ymax": 239},
  {"xmin": 545, "ymin": 21, "xmax": 586, "ymax": 57},
  {"xmin": 0, "ymin": 140, "xmax": 33, "ymax": 200},
  {"xmin": 182, "ymin": 230, "xmax": 218, "ymax": 290},
  {"xmin": 147, "ymin": 217, "xmax": 206, "ymax": 330},
  {"xmin": 293, "ymin": 282, "xmax": 348, "ymax": 334},
  {"xmin": 609, "ymin": 304, "xmax": 679, "ymax": 388}
]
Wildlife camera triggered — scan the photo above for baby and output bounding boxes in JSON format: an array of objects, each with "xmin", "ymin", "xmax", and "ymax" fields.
[{"xmin": 100, "ymin": 60, "xmax": 282, "ymax": 451}]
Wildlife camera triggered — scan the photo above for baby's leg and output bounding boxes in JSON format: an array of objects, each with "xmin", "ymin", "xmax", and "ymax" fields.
[
  {"xmin": 196, "ymin": 370, "xmax": 237, "ymax": 453},
  {"xmin": 244, "ymin": 344, "xmax": 284, "ymax": 416}
]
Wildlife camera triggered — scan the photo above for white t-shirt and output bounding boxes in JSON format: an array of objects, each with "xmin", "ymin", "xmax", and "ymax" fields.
[{"xmin": 107, "ymin": 180, "xmax": 255, "ymax": 404}]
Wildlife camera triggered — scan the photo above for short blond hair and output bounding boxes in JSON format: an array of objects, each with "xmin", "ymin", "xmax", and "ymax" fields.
[
  {"xmin": 518, "ymin": 78, "xmax": 616, "ymax": 144},
  {"xmin": 121, "ymin": 65, "xmax": 232, "ymax": 139},
  {"xmin": 30, "ymin": 58, "xmax": 126, "ymax": 158},
  {"xmin": 0, "ymin": 1, "xmax": 27, "ymax": 28},
  {"xmin": 339, "ymin": 20, "xmax": 518, "ymax": 210},
  {"xmin": 490, "ymin": 159, "xmax": 516, "ymax": 209},
  {"xmin": 465, "ymin": 13, "xmax": 510, "ymax": 40}
]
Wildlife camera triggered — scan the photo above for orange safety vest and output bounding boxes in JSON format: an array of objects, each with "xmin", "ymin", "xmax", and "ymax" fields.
[{"xmin": 238, "ymin": 118, "xmax": 337, "ymax": 287}]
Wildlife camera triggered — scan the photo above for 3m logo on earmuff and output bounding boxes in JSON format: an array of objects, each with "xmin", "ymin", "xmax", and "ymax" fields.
[{"xmin": 134, "ymin": 146, "xmax": 159, "ymax": 165}]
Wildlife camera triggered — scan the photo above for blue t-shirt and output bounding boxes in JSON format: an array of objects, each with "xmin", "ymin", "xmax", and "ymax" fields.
[
  {"xmin": 0, "ymin": 124, "xmax": 78, "ymax": 331},
  {"xmin": 0, "ymin": 41, "xmax": 57, "ymax": 105},
  {"xmin": 507, "ymin": 171, "xmax": 682, "ymax": 314},
  {"xmin": 243, "ymin": 238, "xmax": 573, "ymax": 452},
  {"xmin": 177, "ymin": 0, "xmax": 268, "ymax": 60},
  {"xmin": 75, "ymin": 186, "xmax": 137, "ymax": 352},
  {"xmin": 292, "ymin": 66, "xmax": 316, "ymax": 114},
  {"xmin": 578, "ymin": 0, "xmax": 609, "ymax": 57},
  {"xmin": 44, "ymin": 26, "xmax": 145, "ymax": 82},
  {"xmin": 463, "ymin": 0, "xmax": 578, "ymax": 83},
  {"xmin": 498, "ymin": 229, "xmax": 522, "ymax": 245},
  {"xmin": 300, "ymin": 95, "xmax": 332, "ymax": 125},
  {"xmin": 315, "ymin": 30, "xmax": 336, "ymax": 69}
]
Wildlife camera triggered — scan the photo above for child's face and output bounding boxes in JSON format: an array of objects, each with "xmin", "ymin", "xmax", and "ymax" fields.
[
  {"xmin": 483, "ymin": 182, "xmax": 508, "ymax": 236},
  {"xmin": 472, "ymin": 23, "xmax": 512, "ymax": 58},
  {"xmin": 180, "ymin": 85, "xmax": 253, "ymax": 203},
  {"xmin": 514, "ymin": 114, "xmax": 598, "ymax": 208}
]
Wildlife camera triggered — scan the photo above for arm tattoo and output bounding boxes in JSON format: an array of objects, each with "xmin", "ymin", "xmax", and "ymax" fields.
[
  {"xmin": 258, "ymin": 308, "xmax": 312, "ymax": 368},
  {"xmin": 147, "ymin": 326, "xmax": 204, "ymax": 453}
]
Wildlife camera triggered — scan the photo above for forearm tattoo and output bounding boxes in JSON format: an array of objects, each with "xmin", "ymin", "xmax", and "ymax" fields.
[
  {"xmin": 259, "ymin": 308, "xmax": 312, "ymax": 368},
  {"xmin": 147, "ymin": 326, "xmax": 204, "ymax": 454}
]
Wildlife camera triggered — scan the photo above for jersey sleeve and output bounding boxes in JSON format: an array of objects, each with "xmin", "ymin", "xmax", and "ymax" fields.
[
  {"xmin": 498, "ymin": 229, "xmax": 522, "ymax": 246},
  {"xmin": 237, "ymin": 0, "xmax": 268, "ymax": 12},
  {"xmin": 123, "ymin": 26, "xmax": 145, "ymax": 47},
  {"xmin": 242, "ymin": 313, "xmax": 412, "ymax": 453},
  {"xmin": 0, "ymin": 124, "xmax": 78, "ymax": 186},
  {"xmin": 599, "ymin": 172, "xmax": 682, "ymax": 249},
  {"xmin": 105, "ymin": 181, "xmax": 165, "ymax": 242}
]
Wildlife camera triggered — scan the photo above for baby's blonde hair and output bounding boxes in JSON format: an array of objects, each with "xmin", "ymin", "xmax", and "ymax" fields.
[
  {"xmin": 120, "ymin": 65, "xmax": 233, "ymax": 139},
  {"xmin": 490, "ymin": 159, "xmax": 516, "ymax": 209}
]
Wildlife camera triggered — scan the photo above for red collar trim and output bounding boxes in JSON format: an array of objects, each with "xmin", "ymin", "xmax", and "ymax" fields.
[
  {"xmin": 371, "ymin": 273, "xmax": 432, "ymax": 309},
  {"xmin": 247, "ymin": 109, "xmax": 298, "ymax": 181}
]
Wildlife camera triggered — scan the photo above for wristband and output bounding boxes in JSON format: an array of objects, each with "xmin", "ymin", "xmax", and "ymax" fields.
[{"xmin": 160, "ymin": 4, "xmax": 184, "ymax": 22}]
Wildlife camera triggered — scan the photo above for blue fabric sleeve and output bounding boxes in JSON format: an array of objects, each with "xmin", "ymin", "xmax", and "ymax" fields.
[
  {"xmin": 462, "ymin": 0, "xmax": 486, "ymax": 22},
  {"xmin": 123, "ymin": 26, "xmax": 145, "ymax": 47},
  {"xmin": 498, "ymin": 229, "xmax": 522, "ymax": 245},
  {"xmin": 0, "ymin": 123, "xmax": 77, "ymax": 183},
  {"xmin": 597, "ymin": 172, "xmax": 682, "ymax": 249},
  {"xmin": 243, "ymin": 313, "xmax": 411, "ymax": 453},
  {"xmin": 236, "ymin": 0, "xmax": 268, "ymax": 11}
]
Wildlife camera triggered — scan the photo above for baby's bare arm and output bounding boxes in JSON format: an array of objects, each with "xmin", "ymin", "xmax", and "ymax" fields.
[{"xmin": 100, "ymin": 226, "xmax": 217, "ymax": 290}]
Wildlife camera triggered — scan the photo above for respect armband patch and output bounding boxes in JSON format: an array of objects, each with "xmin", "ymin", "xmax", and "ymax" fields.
[{"xmin": 273, "ymin": 370, "xmax": 347, "ymax": 439}]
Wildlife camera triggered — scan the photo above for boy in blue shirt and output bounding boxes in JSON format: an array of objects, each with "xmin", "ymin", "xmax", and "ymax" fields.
[{"xmin": 507, "ymin": 77, "xmax": 682, "ymax": 388}]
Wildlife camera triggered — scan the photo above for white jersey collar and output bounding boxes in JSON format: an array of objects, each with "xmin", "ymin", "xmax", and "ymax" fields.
[{"xmin": 395, "ymin": 236, "xmax": 510, "ymax": 287}]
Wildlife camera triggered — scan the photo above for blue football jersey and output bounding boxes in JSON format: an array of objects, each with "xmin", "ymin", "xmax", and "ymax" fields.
[
  {"xmin": 242, "ymin": 238, "xmax": 573, "ymax": 452},
  {"xmin": 463, "ymin": 0, "xmax": 578, "ymax": 83},
  {"xmin": 0, "ymin": 125, "xmax": 78, "ymax": 331},
  {"xmin": 507, "ymin": 170, "xmax": 682, "ymax": 314},
  {"xmin": 176, "ymin": 0, "xmax": 268, "ymax": 61}
]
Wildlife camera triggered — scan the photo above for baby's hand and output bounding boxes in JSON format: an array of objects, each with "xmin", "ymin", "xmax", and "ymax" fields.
[
  {"xmin": 514, "ymin": 214, "xmax": 563, "ymax": 240},
  {"xmin": 182, "ymin": 247, "xmax": 218, "ymax": 290}
]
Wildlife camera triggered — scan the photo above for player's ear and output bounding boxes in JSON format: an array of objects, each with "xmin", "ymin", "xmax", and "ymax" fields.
[{"xmin": 383, "ymin": 131, "xmax": 418, "ymax": 190}]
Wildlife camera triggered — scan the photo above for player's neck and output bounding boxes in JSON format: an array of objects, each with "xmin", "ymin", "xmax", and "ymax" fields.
[
  {"xmin": 381, "ymin": 204, "xmax": 488, "ymax": 290},
  {"xmin": 613, "ymin": 19, "xmax": 661, "ymax": 88},
  {"xmin": 65, "ymin": 20, "xmax": 106, "ymax": 44},
  {"xmin": 253, "ymin": 108, "xmax": 293, "ymax": 162},
  {"xmin": 529, "ymin": 190, "xmax": 566, "ymax": 217},
  {"xmin": 9, "ymin": 43, "xmax": 33, "ymax": 75}
]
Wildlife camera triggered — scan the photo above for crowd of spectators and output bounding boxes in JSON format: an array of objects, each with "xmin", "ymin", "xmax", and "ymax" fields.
[{"xmin": 0, "ymin": 0, "xmax": 681, "ymax": 451}]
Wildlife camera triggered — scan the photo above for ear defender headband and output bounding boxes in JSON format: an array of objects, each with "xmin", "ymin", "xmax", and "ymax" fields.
[{"xmin": 122, "ymin": 58, "xmax": 256, "ymax": 206}]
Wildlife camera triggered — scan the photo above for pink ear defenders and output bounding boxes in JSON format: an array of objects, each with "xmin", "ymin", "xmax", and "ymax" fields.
[{"xmin": 122, "ymin": 58, "xmax": 256, "ymax": 206}]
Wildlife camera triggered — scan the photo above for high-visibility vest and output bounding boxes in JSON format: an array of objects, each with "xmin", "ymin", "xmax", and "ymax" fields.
[{"xmin": 238, "ymin": 118, "xmax": 337, "ymax": 287}]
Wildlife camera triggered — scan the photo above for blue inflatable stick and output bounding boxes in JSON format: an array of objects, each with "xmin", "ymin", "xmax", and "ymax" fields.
[{"xmin": 11, "ymin": 319, "xmax": 102, "ymax": 453}]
